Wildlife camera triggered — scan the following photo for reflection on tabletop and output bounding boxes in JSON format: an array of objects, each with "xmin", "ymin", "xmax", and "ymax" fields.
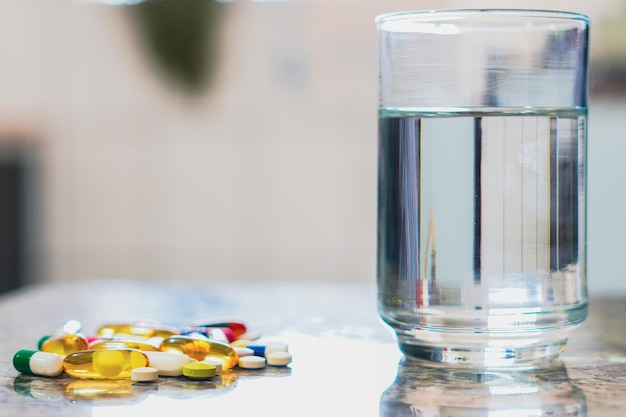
[
  {"xmin": 13, "ymin": 364, "xmax": 291, "ymax": 407},
  {"xmin": 380, "ymin": 359, "xmax": 586, "ymax": 417}
]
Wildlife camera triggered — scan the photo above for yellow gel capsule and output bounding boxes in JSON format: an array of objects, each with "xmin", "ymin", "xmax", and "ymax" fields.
[
  {"xmin": 159, "ymin": 336, "xmax": 239, "ymax": 369},
  {"xmin": 89, "ymin": 340, "xmax": 159, "ymax": 352},
  {"xmin": 96, "ymin": 323, "xmax": 179, "ymax": 339},
  {"xmin": 63, "ymin": 349, "xmax": 149, "ymax": 379},
  {"xmin": 38, "ymin": 334, "xmax": 90, "ymax": 356}
]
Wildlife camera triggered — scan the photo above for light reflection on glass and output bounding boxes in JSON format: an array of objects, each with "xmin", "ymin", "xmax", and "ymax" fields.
[{"xmin": 380, "ymin": 359, "xmax": 586, "ymax": 417}]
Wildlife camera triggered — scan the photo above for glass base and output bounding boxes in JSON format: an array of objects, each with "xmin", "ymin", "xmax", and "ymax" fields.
[{"xmin": 396, "ymin": 333, "xmax": 570, "ymax": 368}]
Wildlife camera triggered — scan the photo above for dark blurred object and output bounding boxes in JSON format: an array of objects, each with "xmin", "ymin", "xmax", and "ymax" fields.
[
  {"xmin": 0, "ymin": 146, "xmax": 30, "ymax": 294},
  {"xmin": 590, "ymin": 13, "xmax": 626, "ymax": 95},
  {"xmin": 591, "ymin": 60, "xmax": 626, "ymax": 95},
  {"xmin": 129, "ymin": 0, "xmax": 224, "ymax": 93}
]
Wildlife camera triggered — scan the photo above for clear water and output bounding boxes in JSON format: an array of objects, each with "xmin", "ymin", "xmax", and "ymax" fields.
[{"xmin": 377, "ymin": 108, "xmax": 588, "ymax": 364}]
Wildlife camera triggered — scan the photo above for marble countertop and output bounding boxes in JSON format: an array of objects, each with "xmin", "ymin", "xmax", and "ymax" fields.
[{"xmin": 0, "ymin": 280, "xmax": 624, "ymax": 416}]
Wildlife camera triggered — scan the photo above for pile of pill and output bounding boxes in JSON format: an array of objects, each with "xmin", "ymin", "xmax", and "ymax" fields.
[{"xmin": 13, "ymin": 319, "xmax": 292, "ymax": 382}]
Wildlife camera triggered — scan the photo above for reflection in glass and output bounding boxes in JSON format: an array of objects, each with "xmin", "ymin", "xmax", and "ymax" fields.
[{"xmin": 380, "ymin": 359, "xmax": 586, "ymax": 417}]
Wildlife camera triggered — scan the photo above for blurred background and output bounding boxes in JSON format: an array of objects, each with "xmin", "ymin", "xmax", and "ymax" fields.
[{"xmin": 0, "ymin": 0, "xmax": 624, "ymax": 296}]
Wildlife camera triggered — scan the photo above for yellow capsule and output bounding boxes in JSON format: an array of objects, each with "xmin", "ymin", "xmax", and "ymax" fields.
[
  {"xmin": 159, "ymin": 336, "xmax": 239, "ymax": 369},
  {"xmin": 230, "ymin": 339, "xmax": 252, "ymax": 348},
  {"xmin": 96, "ymin": 323, "xmax": 179, "ymax": 339},
  {"xmin": 38, "ymin": 334, "xmax": 90, "ymax": 356},
  {"xmin": 89, "ymin": 340, "xmax": 159, "ymax": 352},
  {"xmin": 63, "ymin": 349, "xmax": 149, "ymax": 379}
]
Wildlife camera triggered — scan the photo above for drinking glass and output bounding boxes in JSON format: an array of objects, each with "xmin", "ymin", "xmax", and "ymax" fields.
[{"xmin": 377, "ymin": 9, "xmax": 589, "ymax": 367}]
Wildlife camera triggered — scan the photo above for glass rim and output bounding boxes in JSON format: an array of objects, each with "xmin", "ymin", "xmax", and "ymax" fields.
[{"xmin": 375, "ymin": 8, "xmax": 590, "ymax": 25}]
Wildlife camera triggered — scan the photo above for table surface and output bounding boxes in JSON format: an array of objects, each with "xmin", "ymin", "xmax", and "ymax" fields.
[{"xmin": 0, "ymin": 280, "xmax": 624, "ymax": 417}]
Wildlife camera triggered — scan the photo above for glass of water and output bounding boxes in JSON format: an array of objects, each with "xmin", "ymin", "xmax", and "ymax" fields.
[{"xmin": 377, "ymin": 9, "xmax": 589, "ymax": 367}]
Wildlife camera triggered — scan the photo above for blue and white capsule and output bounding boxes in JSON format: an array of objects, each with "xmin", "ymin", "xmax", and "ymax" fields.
[{"xmin": 246, "ymin": 343, "xmax": 288, "ymax": 358}]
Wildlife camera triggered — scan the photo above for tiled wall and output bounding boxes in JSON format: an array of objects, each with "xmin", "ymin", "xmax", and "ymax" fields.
[{"xmin": 0, "ymin": 0, "xmax": 624, "ymax": 295}]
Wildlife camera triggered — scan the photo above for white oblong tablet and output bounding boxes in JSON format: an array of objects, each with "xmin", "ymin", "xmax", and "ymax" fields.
[
  {"xmin": 146, "ymin": 336, "xmax": 165, "ymax": 348},
  {"xmin": 144, "ymin": 351, "xmax": 194, "ymax": 376},
  {"xmin": 266, "ymin": 351, "xmax": 292, "ymax": 366},
  {"xmin": 131, "ymin": 367, "xmax": 159, "ymax": 382},
  {"xmin": 200, "ymin": 358, "xmax": 223, "ymax": 373},
  {"xmin": 114, "ymin": 333, "xmax": 150, "ymax": 342},
  {"xmin": 238, "ymin": 356, "xmax": 266, "ymax": 369},
  {"xmin": 234, "ymin": 347, "xmax": 254, "ymax": 357},
  {"xmin": 238, "ymin": 331, "xmax": 262, "ymax": 341}
]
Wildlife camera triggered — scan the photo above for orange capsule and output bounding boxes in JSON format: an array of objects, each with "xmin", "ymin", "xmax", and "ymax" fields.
[
  {"xmin": 38, "ymin": 334, "xmax": 90, "ymax": 356},
  {"xmin": 159, "ymin": 336, "xmax": 239, "ymax": 369}
]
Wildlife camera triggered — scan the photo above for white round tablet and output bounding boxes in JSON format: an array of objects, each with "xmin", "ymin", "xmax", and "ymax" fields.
[
  {"xmin": 131, "ymin": 367, "xmax": 159, "ymax": 382},
  {"xmin": 264, "ymin": 344, "xmax": 288, "ymax": 355},
  {"xmin": 266, "ymin": 351, "xmax": 292, "ymax": 366},
  {"xmin": 238, "ymin": 355, "xmax": 266, "ymax": 369},
  {"xmin": 239, "ymin": 331, "xmax": 262, "ymax": 341}
]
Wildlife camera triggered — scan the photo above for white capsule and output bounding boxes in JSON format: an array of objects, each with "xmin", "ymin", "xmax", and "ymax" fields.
[
  {"xmin": 144, "ymin": 351, "xmax": 194, "ymax": 376},
  {"xmin": 207, "ymin": 328, "xmax": 230, "ymax": 343},
  {"xmin": 13, "ymin": 350, "xmax": 64, "ymax": 377},
  {"xmin": 238, "ymin": 355, "xmax": 266, "ymax": 369},
  {"xmin": 267, "ymin": 351, "xmax": 292, "ymax": 367},
  {"xmin": 131, "ymin": 367, "xmax": 159, "ymax": 382}
]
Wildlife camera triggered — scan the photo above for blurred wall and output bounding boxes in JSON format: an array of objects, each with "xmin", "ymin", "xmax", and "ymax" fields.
[{"xmin": 0, "ymin": 0, "xmax": 624, "ymax": 296}]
